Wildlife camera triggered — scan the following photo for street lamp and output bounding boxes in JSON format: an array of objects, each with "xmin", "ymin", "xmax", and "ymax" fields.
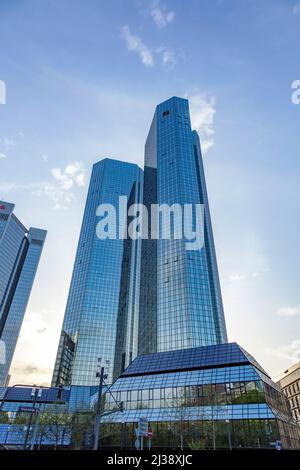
[
  {"xmin": 23, "ymin": 386, "xmax": 43, "ymax": 450},
  {"xmin": 0, "ymin": 383, "xmax": 53, "ymax": 450},
  {"xmin": 93, "ymin": 358, "xmax": 109, "ymax": 450},
  {"xmin": 225, "ymin": 419, "xmax": 232, "ymax": 450},
  {"xmin": 93, "ymin": 358, "xmax": 125, "ymax": 450}
]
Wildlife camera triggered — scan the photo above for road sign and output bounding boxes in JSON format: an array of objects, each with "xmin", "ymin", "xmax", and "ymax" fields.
[
  {"xmin": 275, "ymin": 440, "xmax": 282, "ymax": 450},
  {"xmin": 19, "ymin": 406, "xmax": 36, "ymax": 413},
  {"xmin": 138, "ymin": 417, "xmax": 148, "ymax": 437},
  {"xmin": 135, "ymin": 438, "xmax": 140, "ymax": 450}
]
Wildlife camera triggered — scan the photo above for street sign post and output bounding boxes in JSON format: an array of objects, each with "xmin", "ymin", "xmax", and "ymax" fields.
[
  {"xmin": 19, "ymin": 406, "xmax": 36, "ymax": 413},
  {"xmin": 147, "ymin": 427, "xmax": 153, "ymax": 450},
  {"xmin": 138, "ymin": 417, "xmax": 148, "ymax": 436},
  {"xmin": 136, "ymin": 417, "xmax": 148, "ymax": 450},
  {"xmin": 135, "ymin": 438, "xmax": 140, "ymax": 450}
]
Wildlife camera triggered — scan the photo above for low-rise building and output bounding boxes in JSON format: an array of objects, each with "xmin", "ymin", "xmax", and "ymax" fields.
[
  {"xmin": 1, "ymin": 343, "xmax": 300, "ymax": 449},
  {"xmin": 103, "ymin": 343, "xmax": 300, "ymax": 449},
  {"xmin": 276, "ymin": 363, "xmax": 300, "ymax": 422}
]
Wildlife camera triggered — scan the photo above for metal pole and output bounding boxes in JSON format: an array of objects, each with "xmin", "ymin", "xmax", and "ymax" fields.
[
  {"xmin": 120, "ymin": 421, "xmax": 125, "ymax": 450},
  {"xmin": 226, "ymin": 420, "xmax": 232, "ymax": 450},
  {"xmin": 212, "ymin": 407, "xmax": 216, "ymax": 450},
  {"xmin": 30, "ymin": 404, "xmax": 41, "ymax": 450},
  {"xmin": 24, "ymin": 391, "xmax": 37, "ymax": 450},
  {"xmin": 93, "ymin": 366, "xmax": 104, "ymax": 450}
]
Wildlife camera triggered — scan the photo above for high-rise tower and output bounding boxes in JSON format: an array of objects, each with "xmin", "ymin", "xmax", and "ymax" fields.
[
  {"xmin": 138, "ymin": 97, "xmax": 227, "ymax": 354},
  {"xmin": 52, "ymin": 159, "xmax": 142, "ymax": 386},
  {"xmin": 0, "ymin": 201, "xmax": 46, "ymax": 386}
]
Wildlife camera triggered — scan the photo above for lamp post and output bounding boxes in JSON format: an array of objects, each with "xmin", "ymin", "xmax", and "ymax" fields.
[
  {"xmin": 225, "ymin": 419, "xmax": 232, "ymax": 450},
  {"xmin": 92, "ymin": 358, "xmax": 125, "ymax": 450},
  {"xmin": 23, "ymin": 386, "xmax": 43, "ymax": 450},
  {"xmin": 1, "ymin": 384, "xmax": 64, "ymax": 450},
  {"xmin": 93, "ymin": 358, "xmax": 109, "ymax": 450}
]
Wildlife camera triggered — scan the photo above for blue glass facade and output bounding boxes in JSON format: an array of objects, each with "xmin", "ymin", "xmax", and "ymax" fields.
[
  {"xmin": 52, "ymin": 159, "xmax": 142, "ymax": 386},
  {"xmin": 2, "ymin": 344, "xmax": 298, "ymax": 449},
  {"xmin": 139, "ymin": 97, "xmax": 227, "ymax": 355},
  {"xmin": 102, "ymin": 343, "xmax": 300, "ymax": 449},
  {"xmin": 0, "ymin": 201, "xmax": 46, "ymax": 386}
]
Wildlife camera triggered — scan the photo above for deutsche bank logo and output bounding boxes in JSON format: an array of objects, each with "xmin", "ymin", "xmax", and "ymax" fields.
[
  {"xmin": 0, "ymin": 340, "xmax": 6, "ymax": 364},
  {"xmin": 0, "ymin": 80, "xmax": 6, "ymax": 105}
]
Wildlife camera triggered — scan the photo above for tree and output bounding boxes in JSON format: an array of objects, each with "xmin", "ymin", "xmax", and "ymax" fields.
[
  {"xmin": 70, "ymin": 411, "xmax": 95, "ymax": 450},
  {"xmin": 36, "ymin": 409, "xmax": 71, "ymax": 449},
  {"xmin": 165, "ymin": 384, "xmax": 229, "ymax": 450},
  {"xmin": 0, "ymin": 411, "xmax": 9, "ymax": 424}
]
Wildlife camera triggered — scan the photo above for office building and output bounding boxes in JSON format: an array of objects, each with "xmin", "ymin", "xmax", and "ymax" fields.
[
  {"xmin": 103, "ymin": 342, "xmax": 300, "ymax": 449},
  {"xmin": 1, "ymin": 344, "xmax": 300, "ymax": 449},
  {"xmin": 276, "ymin": 363, "xmax": 300, "ymax": 422},
  {"xmin": 139, "ymin": 96, "xmax": 227, "ymax": 355},
  {"xmin": 52, "ymin": 159, "xmax": 142, "ymax": 386},
  {"xmin": 0, "ymin": 201, "xmax": 46, "ymax": 386}
]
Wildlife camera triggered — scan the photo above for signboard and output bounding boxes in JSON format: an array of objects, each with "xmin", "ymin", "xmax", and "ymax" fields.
[
  {"xmin": 135, "ymin": 438, "xmax": 140, "ymax": 450},
  {"xmin": 275, "ymin": 440, "xmax": 282, "ymax": 450},
  {"xmin": 19, "ymin": 406, "xmax": 36, "ymax": 413},
  {"xmin": 138, "ymin": 417, "xmax": 148, "ymax": 437}
]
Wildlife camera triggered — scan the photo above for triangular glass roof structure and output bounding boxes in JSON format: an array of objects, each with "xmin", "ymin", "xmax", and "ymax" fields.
[{"xmin": 121, "ymin": 342, "xmax": 270, "ymax": 378}]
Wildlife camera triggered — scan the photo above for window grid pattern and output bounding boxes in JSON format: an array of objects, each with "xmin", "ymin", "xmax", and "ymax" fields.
[{"xmin": 52, "ymin": 159, "xmax": 142, "ymax": 386}]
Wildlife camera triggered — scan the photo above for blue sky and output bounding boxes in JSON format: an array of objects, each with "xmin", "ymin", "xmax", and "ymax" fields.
[{"xmin": 0, "ymin": 0, "xmax": 299, "ymax": 385}]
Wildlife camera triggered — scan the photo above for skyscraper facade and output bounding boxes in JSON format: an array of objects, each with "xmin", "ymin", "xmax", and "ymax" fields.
[
  {"xmin": 138, "ymin": 97, "xmax": 227, "ymax": 355},
  {"xmin": 0, "ymin": 201, "xmax": 46, "ymax": 386},
  {"xmin": 52, "ymin": 159, "xmax": 142, "ymax": 386}
]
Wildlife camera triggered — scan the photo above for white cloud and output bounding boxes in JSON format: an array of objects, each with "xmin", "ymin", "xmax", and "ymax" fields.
[
  {"xmin": 121, "ymin": 25, "xmax": 177, "ymax": 69},
  {"xmin": 51, "ymin": 167, "xmax": 74, "ymax": 191},
  {"xmin": 51, "ymin": 160, "xmax": 87, "ymax": 191},
  {"xmin": 161, "ymin": 49, "xmax": 177, "ymax": 68},
  {"xmin": 151, "ymin": 4, "xmax": 175, "ymax": 28},
  {"xmin": 230, "ymin": 274, "xmax": 246, "ymax": 281},
  {"xmin": 64, "ymin": 161, "xmax": 86, "ymax": 186},
  {"xmin": 0, "ymin": 160, "xmax": 87, "ymax": 210},
  {"xmin": 42, "ymin": 154, "xmax": 49, "ymax": 162},
  {"xmin": 121, "ymin": 25, "xmax": 154, "ymax": 67},
  {"xmin": 229, "ymin": 272, "xmax": 262, "ymax": 281},
  {"xmin": 34, "ymin": 181, "xmax": 74, "ymax": 209},
  {"xmin": 40, "ymin": 160, "xmax": 87, "ymax": 208},
  {"xmin": 10, "ymin": 310, "xmax": 58, "ymax": 386},
  {"xmin": 0, "ymin": 137, "xmax": 15, "ymax": 149},
  {"xmin": 188, "ymin": 94, "xmax": 216, "ymax": 154},
  {"xmin": 268, "ymin": 340, "xmax": 300, "ymax": 363},
  {"xmin": 0, "ymin": 183, "xmax": 18, "ymax": 191},
  {"xmin": 0, "ymin": 153, "xmax": 7, "ymax": 160},
  {"xmin": 276, "ymin": 307, "xmax": 300, "ymax": 317},
  {"xmin": 293, "ymin": 1, "xmax": 300, "ymax": 15}
]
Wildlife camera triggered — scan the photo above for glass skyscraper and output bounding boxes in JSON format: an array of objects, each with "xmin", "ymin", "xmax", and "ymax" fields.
[
  {"xmin": 52, "ymin": 97, "xmax": 228, "ymax": 386},
  {"xmin": 139, "ymin": 97, "xmax": 227, "ymax": 355},
  {"xmin": 0, "ymin": 201, "xmax": 47, "ymax": 386},
  {"xmin": 52, "ymin": 159, "xmax": 142, "ymax": 386}
]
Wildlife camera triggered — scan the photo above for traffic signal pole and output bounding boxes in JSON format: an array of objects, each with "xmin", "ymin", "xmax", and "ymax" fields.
[{"xmin": 93, "ymin": 366, "xmax": 105, "ymax": 450}]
